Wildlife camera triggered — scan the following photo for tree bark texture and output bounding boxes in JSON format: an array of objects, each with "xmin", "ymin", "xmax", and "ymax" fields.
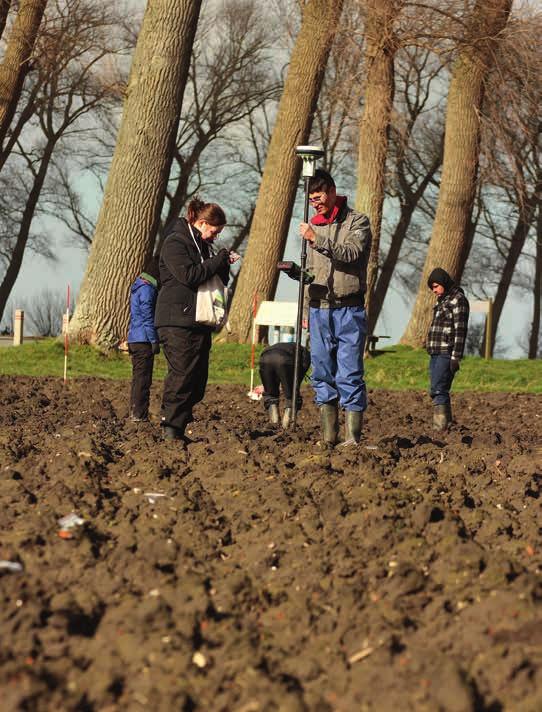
[
  {"xmin": 0, "ymin": 0, "xmax": 12, "ymax": 42},
  {"xmin": 226, "ymin": 0, "xmax": 344, "ymax": 343},
  {"xmin": 355, "ymin": 0, "xmax": 401, "ymax": 334},
  {"xmin": 400, "ymin": 0, "xmax": 512, "ymax": 348},
  {"xmin": 70, "ymin": 0, "xmax": 202, "ymax": 346},
  {"xmin": 0, "ymin": 0, "xmax": 47, "ymax": 149},
  {"xmin": 528, "ymin": 201, "xmax": 541, "ymax": 359}
]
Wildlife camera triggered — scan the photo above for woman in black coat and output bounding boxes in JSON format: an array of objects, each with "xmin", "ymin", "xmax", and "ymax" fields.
[{"xmin": 155, "ymin": 197, "xmax": 236, "ymax": 441}]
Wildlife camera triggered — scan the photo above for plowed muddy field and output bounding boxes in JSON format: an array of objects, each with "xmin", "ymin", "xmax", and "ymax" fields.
[{"xmin": 1, "ymin": 375, "xmax": 541, "ymax": 711}]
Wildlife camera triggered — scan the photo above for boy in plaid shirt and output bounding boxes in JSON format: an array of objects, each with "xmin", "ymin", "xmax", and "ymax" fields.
[{"xmin": 426, "ymin": 268, "xmax": 469, "ymax": 430}]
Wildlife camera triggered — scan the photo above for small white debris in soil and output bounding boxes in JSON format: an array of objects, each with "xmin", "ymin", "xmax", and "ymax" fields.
[
  {"xmin": 16, "ymin": 599, "xmax": 23, "ymax": 607},
  {"xmin": 496, "ymin": 503, "xmax": 503, "ymax": 509},
  {"xmin": 348, "ymin": 647, "xmax": 374, "ymax": 664},
  {"xmin": 161, "ymin": 636, "xmax": 171, "ymax": 644},
  {"xmin": 268, "ymin": 542, "xmax": 275, "ymax": 549},
  {"xmin": 78, "ymin": 451, "xmax": 91, "ymax": 458},
  {"xmin": 152, "ymin": 514, "xmax": 158, "ymax": 519},
  {"xmin": 456, "ymin": 600, "xmax": 468, "ymax": 611},
  {"xmin": 167, "ymin": 539, "xmax": 173, "ymax": 545},
  {"xmin": 0, "ymin": 561, "xmax": 23, "ymax": 573},
  {"xmin": 365, "ymin": 445, "xmax": 378, "ymax": 450},
  {"xmin": 192, "ymin": 651, "xmax": 207, "ymax": 668},
  {"xmin": 237, "ymin": 450, "xmax": 248, "ymax": 455},
  {"xmin": 149, "ymin": 589, "xmax": 160, "ymax": 597},
  {"xmin": 388, "ymin": 561, "xmax": 398, "ymax": 568},
  {"xmin": 271, "ymin": 566, "xmax": 277, "ymax": 571},
  {"xmin": 133, "ymin": 487, "xmax": 141, "ymax": 494},
  {"xmin": 58, "ymin": 513, "xmax": 85, "ymax": 530},
  {"xmin": 439, "ymin": 452, "xmax": 445, "ymax": 463}
]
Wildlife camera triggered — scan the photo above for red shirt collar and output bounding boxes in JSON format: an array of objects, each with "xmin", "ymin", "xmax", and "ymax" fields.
[{"xmin": 310, "ymin": 195, "xmax": 346, "ymax": 225}]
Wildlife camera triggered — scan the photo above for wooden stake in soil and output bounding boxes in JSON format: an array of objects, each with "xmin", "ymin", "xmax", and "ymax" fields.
[{"xmin": 63, "ymin": 285, "xmax": 70, "ymax": 383}]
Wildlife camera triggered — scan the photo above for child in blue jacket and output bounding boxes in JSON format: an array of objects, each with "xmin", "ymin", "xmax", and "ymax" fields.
[{"xmin": 127, "ymin": 257, "xmax": 160, "ymax": 421}]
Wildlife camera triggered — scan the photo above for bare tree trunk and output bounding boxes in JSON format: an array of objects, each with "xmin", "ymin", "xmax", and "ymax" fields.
[
  {"xmin": 226, "ymin": 0, "xmax": 344, "ymax": 343},
  {"xmin": 355, "ymin": 0, "xmax": 401, "ymax": 332},
  {"xmin": 400, "ymin": 0, "xmax": 512, "ymax": 348},
  {"xmin": 0, "ymin": 141, "xmax": 55, "ymax": 319},
  {"xmin": 70, "ymin": 0, "xmax": 202, "ymax": 346},
  {"xmin": 369, "ymin": 150, "xmax": 442, "ymax": 332},
  {"xmin": 0, "ymin": 0, "xmax": 12, "ymax": 41},
  {"xmin": 528, "ymin": 199, "xmax": 541, "ymax": 359},
  {"xmin": 480, "ymin": 176, "xmax": 542, "ymax": 353},
  {"xmin": 0, "ymin": 0, "xmax": 47, "ymax": 149}
]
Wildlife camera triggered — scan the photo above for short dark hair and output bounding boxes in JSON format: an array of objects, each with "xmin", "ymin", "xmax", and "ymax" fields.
[{"xmin": 308, "ymin": 169, "xmax": 335, "ymax": 193}]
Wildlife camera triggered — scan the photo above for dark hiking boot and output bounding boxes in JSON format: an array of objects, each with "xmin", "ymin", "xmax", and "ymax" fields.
[
  {"xmin": 320, "ymin": 401, "xmax": 339, "ymax": 446},
  {"xmin": 433, "ymin": 403, "xmax": 452, "ymax": 431},
  {"xmin": 281, "ymin": 407, "xmax": 292, "ymax": 430},
  {"xmin": 268, "ymin": 403, "xmax": 280, "ymax": 425},
  {"xmin": 340, "ymin": 410, "xmax": 363, "ymax": 447}
]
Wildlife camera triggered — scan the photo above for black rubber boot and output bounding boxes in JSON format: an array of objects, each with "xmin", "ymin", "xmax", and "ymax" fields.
[
  {"xmin": 340, "ymin": 410, "xmax": 363, "ymax": 446},
  {"xmin": 320, "ymin": 401, "xmax": 339, "ymax": 446},
  {"xmin": 433, "ymin": 403, "xmax": 451, "ymax": 431},
  {"xmin": 281, "ymin": 407, "xmax": 292, "ymax": 430},
  {"xmin": 162, "ymin": 425, "xmax": 185, "ymax": 441},
  {"xmin": 268, "ymin": 403, "xmax": 280, "ymax": 425}
]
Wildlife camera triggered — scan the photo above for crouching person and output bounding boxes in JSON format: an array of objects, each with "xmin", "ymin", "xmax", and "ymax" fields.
[
  {"xmin": 259, "ymin": 342, "xmax": 311, "ymax": 429},
  {"xmin": 127, "ymin": 257, "xmax": 160, "ymax": 421},
  {"xmin": 426, "ymin": 268, "xmax": 469, "ymax": 431}
]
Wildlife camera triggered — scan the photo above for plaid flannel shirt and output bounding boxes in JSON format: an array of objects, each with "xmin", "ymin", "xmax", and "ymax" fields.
[{"xmin": 426, "ymin": 286, "xmax": 470, "ymax": 360}]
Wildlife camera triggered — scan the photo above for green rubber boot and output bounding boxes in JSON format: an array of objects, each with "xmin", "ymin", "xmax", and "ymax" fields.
[
  {"xmin": 268, "ymin": 403, "xmax": 280, "ymax": 425},
  {"xmin": 320, "ymin": 401, "xmax": 339, "ymax": 446},
  {"xmin": 433, "ymin": 403, "xmax": 451, "ymax": 431},
  {"xmin": 340, "ymin": 410, "xmax": 363, "ymax": 446}
]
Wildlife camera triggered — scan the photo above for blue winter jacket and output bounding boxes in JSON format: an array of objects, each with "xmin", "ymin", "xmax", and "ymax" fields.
[{"xmin": 127, "ymin": 274, "xmax": 159, "ymax": 343}]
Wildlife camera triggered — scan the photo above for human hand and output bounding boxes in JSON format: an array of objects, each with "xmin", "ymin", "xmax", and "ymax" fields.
[
  {"xmin": 450, "ymin": 358, "xmax": 460, "ymax": 374},
  {"xmin": 229, "ymin": 251, "xmax": 241, "ymax": 264},
  {"xmin": 299, "ymin": 223, "xmax": 315, "ymax": 243},
  {"xmin": 152, "ymin": 342, "xmax": 160, "ymax": 355}
]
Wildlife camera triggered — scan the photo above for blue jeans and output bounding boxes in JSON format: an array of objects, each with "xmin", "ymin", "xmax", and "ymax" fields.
[
  {"xmin": 429, "ymin": 354, "xmax": 454, "ymax": 405},
  {"xmin": 309, "ymin": 305, "xmax": 367, "ymax": 411}
]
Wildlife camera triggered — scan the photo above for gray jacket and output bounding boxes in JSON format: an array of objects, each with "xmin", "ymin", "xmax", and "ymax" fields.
[{"xmin": 305, "ymin": 202, "xmax": 371, "ymax": 310}]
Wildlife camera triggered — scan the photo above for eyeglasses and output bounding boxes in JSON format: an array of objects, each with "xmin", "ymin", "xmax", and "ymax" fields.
[{"xmin": 309, "ymin": 193, "xmax": 327, "ymax": 204}]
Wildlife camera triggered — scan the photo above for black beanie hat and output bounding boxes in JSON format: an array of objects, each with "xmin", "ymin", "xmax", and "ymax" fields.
[{"xmin": 427, "ymin": 268, "xmax": 454, "ymax": 293}]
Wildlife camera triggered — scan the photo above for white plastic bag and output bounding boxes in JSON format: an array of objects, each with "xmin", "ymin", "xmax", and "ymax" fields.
[
  {"xmin": 189, "ymin": 223, "xmax": 228, "ymax": 329},
  {"xmin": 195, "ymin": 275, "xmax": 228, "ymax": 328}
]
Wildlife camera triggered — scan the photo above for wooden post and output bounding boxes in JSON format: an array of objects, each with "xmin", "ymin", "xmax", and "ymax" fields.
[
  {"xmin": 13, "ymin": 309, "xmax": 23, "ymax": 345},
  {"xmin": 485, "ymin": 298, "xmax": 493, "ymax": 359}
]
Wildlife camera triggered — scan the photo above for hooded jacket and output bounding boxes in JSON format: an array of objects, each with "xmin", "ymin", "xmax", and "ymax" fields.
[
  {"xmin": 155, "ymin": 217, "xmax": 230, "ymax": 329},
  {"xmin": 426, "ymin": 269, "xmax": 470, "ymax": 359},
  {"xmin": 127, "ymin": 275, "xmax": 159, "ymax": 343}
]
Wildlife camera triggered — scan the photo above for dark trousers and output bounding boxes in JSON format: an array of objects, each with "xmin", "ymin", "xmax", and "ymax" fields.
[
  {"xmin": 158, "ymin": 325, "xmax": 212, "ymax": 433},
  {"xmin": 128, "ymin": 343, "xmax": 154, "ymax": 419},
  {"xmin": 259, "ymin": 342, "xmax": 310, "ymax": 409},
  {"xmin": 429, "ymin": 354, "xmax": 455, "ymax": 405}
]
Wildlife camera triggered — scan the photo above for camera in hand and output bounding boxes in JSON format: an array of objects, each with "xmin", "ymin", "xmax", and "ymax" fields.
[{"xmin": 277, "ymin": 261, "xmax": 314, "ymax": 284}]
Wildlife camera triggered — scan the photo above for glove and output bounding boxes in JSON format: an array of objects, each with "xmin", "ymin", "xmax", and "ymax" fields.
[
  {"xmin": 450, "ymin": 357, "xmax": 460, "ymax": 374},
  {"xmin": 151, "ymin": 342, "xmax": 160, "ymax": 355},
  {"xmin": 215, "ymin": 248, "xmax": 230, "ymax": 268}
]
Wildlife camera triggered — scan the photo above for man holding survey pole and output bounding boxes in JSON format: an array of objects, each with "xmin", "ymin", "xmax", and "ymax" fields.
[{"xmin": 299, "ymin": 169, "xmax": 371, "ymax": 447}]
